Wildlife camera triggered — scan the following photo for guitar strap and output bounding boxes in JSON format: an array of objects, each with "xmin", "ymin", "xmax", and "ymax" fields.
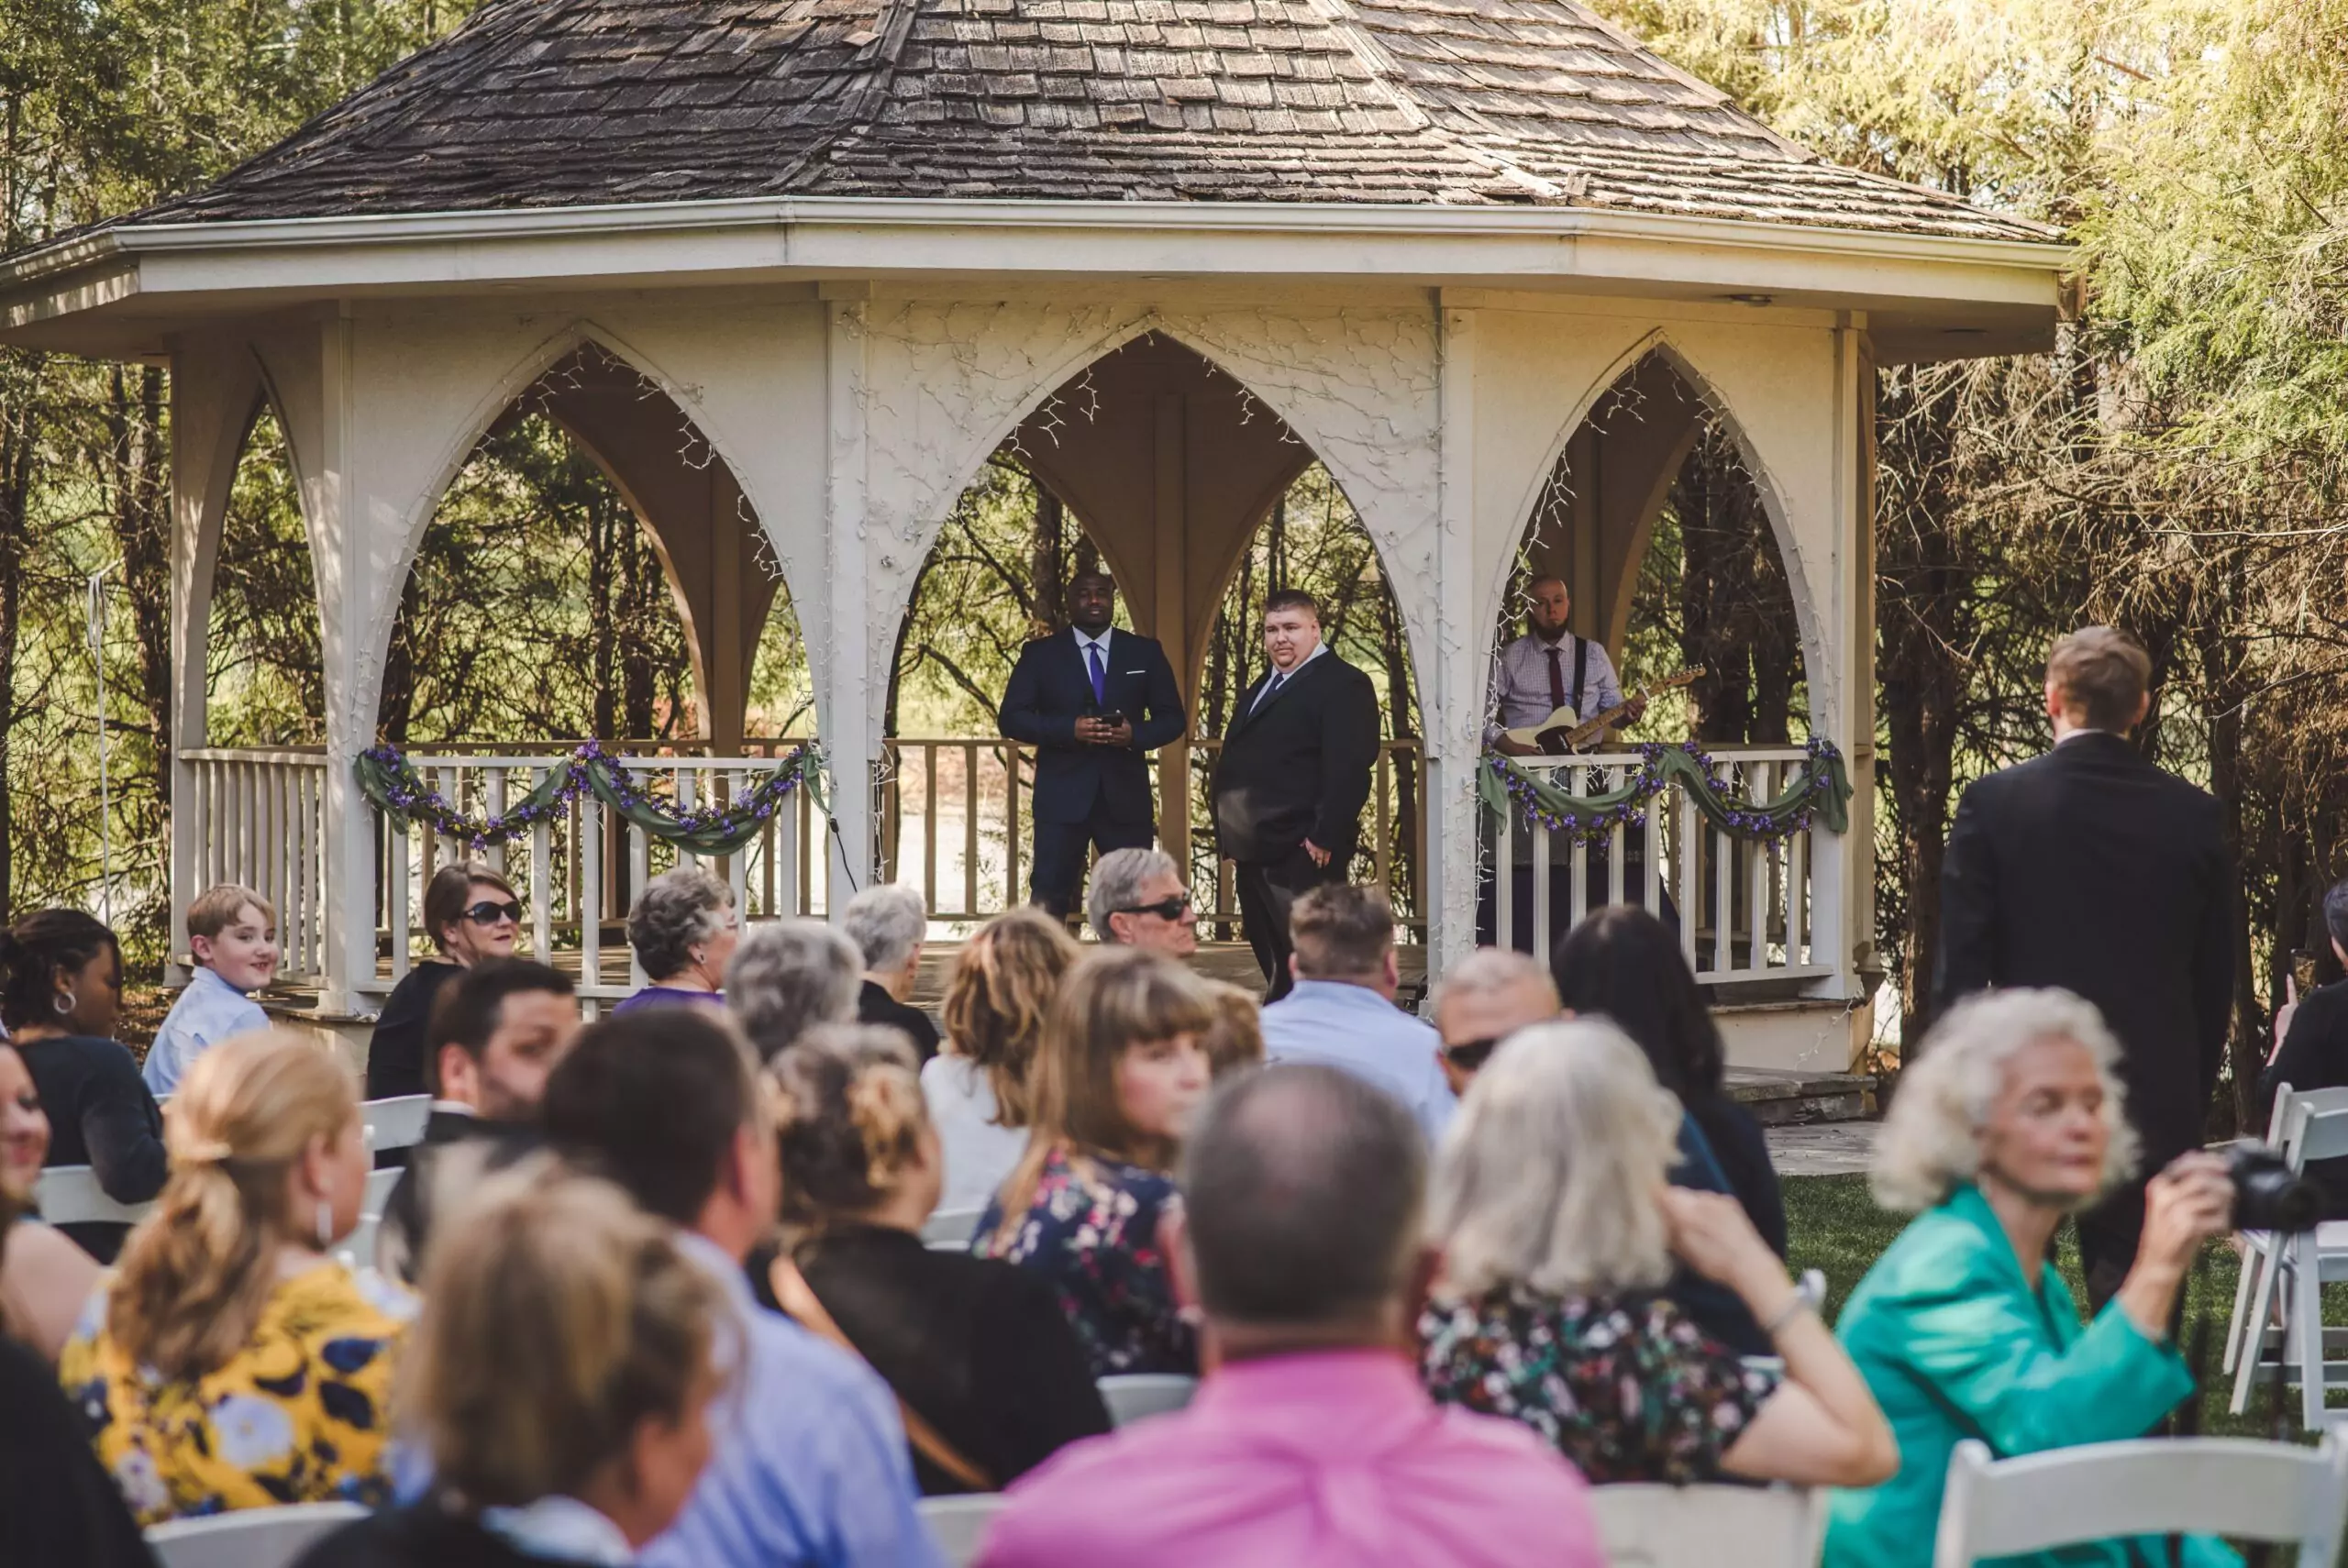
[{"xmin": 1571, "ymin": 635, "xmax": 1589, "ymax": 720}]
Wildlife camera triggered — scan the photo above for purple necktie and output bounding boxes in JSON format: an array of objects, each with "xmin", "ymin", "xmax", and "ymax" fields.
[{"xmin": 1088, "ymin": 642, "xmax": 1107, "ymax": 706}]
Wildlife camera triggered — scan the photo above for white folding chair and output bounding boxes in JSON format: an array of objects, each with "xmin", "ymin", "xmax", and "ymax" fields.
[
  {"xmin": 2226, "ymin": 1082, "xmax": 2300, "ymax": 1384},
  {"xmin": 919, "ymin": 1493, "xmax": 1007, "ymax": 1567},
  {"xmin": 922, "ymin": 1205, "xmax": 985, "ymax": 1247},
  {"xmin": 32, "ymin": 1164, "xmax": 152, "ymax": 1226},
  {"xmin": 1590, "ymin": 1484, "xmax": 1823, "ymax": 1568},
  {"xmin": 1098, "ymin": 1374, "xmax": 1197, "ymax": 1428},
  {"xmin": 2231, "ymin": 1088, "xmax": 2348, "ymax": 1424},
  {"xmin": 364, "ymin": 1165, "xmax": 402, "ymax": 1210},
  {"xmin": 146, "ymin": 1502, "xmax": 370, "ymax": 1568},
  {"xmin": 360, "ymin": 1095, "xmax": 433, "ymax": 1154},
  {"xmin": 1933, "ymin": 1433, "xmax": 2348, "ymax": 1568}
]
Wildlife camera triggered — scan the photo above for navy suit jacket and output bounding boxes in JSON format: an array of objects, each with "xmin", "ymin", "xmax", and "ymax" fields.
[{"xmin": 998, "ymin": 627, "xmax": 1186, "ymax": 825}]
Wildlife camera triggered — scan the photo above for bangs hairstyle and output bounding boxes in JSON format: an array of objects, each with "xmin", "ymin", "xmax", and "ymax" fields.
[
  {"xmin": 1429, "ymin": 1020, "xmax": 1682, "ymax": 1300},
  {"xmin": 988, "ymin": 947, "xmax": 1214, "ymax": 1240},
  {"xmin": 108, "ymin": 1031, "xmax": 360, "ymax": 1380},
  {"xmin": 1872, "ymin": 987, "xmax": 2139, "ymax": 1214},
  {"xmin": 941, "ymin": 908, "xmax": 1078, "ymax": 1130},
  {"xmin": 404, "ymin": 1168, "xmax": 732, "ymax": 1508},
  {"xmin": 423, "ymin": 860, "xmax": 518, "ymax": 955}
]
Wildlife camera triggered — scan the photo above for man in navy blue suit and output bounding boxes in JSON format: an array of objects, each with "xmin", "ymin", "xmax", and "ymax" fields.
[{"xmin": 998, "ymin": 571, "xmax": 1188, "ymax": 918}]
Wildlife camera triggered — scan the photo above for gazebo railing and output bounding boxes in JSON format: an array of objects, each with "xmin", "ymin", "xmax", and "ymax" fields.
[
  {"xmin": 183, "ymin": 748, "xmax": 334, "ymax": 985},
  {"xmin": 1487, "ymin": 745, "xmax": 1827, "ymax": 988}
]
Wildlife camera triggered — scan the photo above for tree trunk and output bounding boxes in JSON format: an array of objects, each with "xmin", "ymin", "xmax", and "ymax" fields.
[
  {"xmin": 0, "ymin": 360, "xmax": 38, "ymax": 911},
  {"xmin": 105, "ymin": 364, "xmax": 174, "ymax": 777},
  {"xmin": 1029, "ymin": 486, "xmax": 1066, "ymax": 635}
]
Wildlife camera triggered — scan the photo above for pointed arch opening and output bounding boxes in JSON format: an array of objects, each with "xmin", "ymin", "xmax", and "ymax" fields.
[{"xmin": 206, "ymin": 401, "xmax": 324, "ymax": 748}]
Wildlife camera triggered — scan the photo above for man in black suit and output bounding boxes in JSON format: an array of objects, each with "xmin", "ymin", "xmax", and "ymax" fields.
[
  {"xmin": 1210, "ymin": 589, "xmax": 1382, "ymax": 1002},
  {"xmin": 2261, "ymin": 878, "xmax": 2348, "ymax": 1215},
  {"xmin": 997, "ymin": 570, "xmax": 1187, "ymax": 918},
  {"xmin": 1935, "ymin": 625, "xmax": 2236, "ymax": 1309}
]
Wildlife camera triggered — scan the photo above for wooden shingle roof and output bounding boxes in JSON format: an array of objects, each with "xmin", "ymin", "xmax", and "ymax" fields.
[{"xmin": 120, "ymin": 0, "xmax": 2053, "ymax": 243}]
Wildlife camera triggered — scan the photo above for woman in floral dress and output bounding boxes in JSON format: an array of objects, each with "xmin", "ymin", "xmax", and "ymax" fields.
[
  {"xmin": 1420, "ymin": 1019, "xmax": 1894, "ymax": 1488},
  {"xmin": 60, "ymin": 1031, "xmax": 412, "ymax": 1524},
  {"xmin": 974, "ymin": 947, "xmax": 1214, "ymax": 1377}
]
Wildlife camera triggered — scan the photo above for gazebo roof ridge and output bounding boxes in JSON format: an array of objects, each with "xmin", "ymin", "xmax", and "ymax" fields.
[{"xmin": 47, "ymin": 0, "xmax": 2054, "ymax": 248}]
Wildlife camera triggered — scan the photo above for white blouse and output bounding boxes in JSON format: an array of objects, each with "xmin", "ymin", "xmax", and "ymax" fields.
[{"xmin": 920, "ymin": 1053, "xmax": 1031, "ymax": 1214}]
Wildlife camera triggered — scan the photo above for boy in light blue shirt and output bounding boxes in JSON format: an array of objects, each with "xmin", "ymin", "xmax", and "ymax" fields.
[{"xmin": 144, "ymin": 884, "xmax": 277, "ymax": 1096}]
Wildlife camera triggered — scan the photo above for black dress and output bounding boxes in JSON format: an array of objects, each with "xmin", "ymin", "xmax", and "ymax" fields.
[
  {"xmin": 0, "ymin": 1334, "xmax": 155, "ymax": 1568},
  {"xmin": 19, "ymin": 1033, "xmax": 167, "ymax": 1264},
  {"xmin": 748, "ymin": 1222, "xmax": 1109, "ymax": 1494},
  {"xmin": 2261, "ymin": 979, "xmax": 2348, "ymax": 1217},
  {"xmin": 365, "ymin": 960, "xmax": 462, "ymax": 1103},
  {"xmin": 858, "ymin": 980, "xmax": 941, "ymax": 1065},
  {"xmin": 293, "ymin": 1503, "xmax": 606, "ymax": 1568}
]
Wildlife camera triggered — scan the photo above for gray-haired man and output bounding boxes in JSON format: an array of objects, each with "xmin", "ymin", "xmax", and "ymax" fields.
[{"xmin": 1086, "ymin": 846, "xmax": 1198, "ymax": 959}]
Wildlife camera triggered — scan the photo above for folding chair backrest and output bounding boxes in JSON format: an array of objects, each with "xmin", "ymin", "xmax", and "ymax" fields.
[
  {"xmin": 922, "ymin": 1205, "xmax": 985, "ymax": 1246},
  {"xmin": 1591, "ymin": 1484, "xmax": 1824, "ymax": 1568},
  {"xmin": 146, "ymin": 1502, "xmax": 369, "ymax": 1568},
  {"xmin": 363, "ymin": 1165, "xmax": 402, "ymax": 1211},
  {"xmin": 1933, "ymin": 1435, "xmax": 2348, "ymax": 1568},
  {"xmin": 919, "ymin": 1493, "xmax": 1007, "ymax": 1567},
  {"xmin": 33, "ymin": 1165, "xmax": 151, "ymax": 1226},
  {"xmin": 1098, "ymin": 1374, "xmax": 1198, "ymax": 1428},
  {"xmin": 2286, "ymin": 1089, "xmax": 2348, "ymax": 1168},
  {"xmin": 360, "ymin": 1095, "xmax": 433, "ymax": 1153}
]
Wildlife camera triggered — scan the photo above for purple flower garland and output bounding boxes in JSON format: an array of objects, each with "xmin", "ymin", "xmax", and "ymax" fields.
[{"xmin": 1483, "ymin": 736, "xmax": 1848, "ymax": 847}]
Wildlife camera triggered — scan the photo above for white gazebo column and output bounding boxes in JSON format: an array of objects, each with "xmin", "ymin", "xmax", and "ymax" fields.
[
  {"xmin": 1806, "ymin": 315, "xmax": 1878, "ymax": 1004},
  {"xmin": 1425, "ymin": 300, "xmax": 1486, "ymax": 977},
  {"xmin": 821, "ymin": 293, "xmax": 879, "ymax": 904},
  {"xmin": 311, "ymin": 315, "xmax": 382, "ymax": 1016}
]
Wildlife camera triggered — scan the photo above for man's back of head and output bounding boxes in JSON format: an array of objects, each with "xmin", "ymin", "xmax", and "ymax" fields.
[
  {"xmin": 1287, "ymin": 883, "xmax": 1395, "ymax": 988},
  {"xmin": 1181, "ymin": 1063, "xmax": 1425, "ymax": 1346},
  {"xmin": 2046, "ymin": 625, "xmax": 2151, "ymax": 734},
  {"xmin": 541, "ymin": 1008, "xmax": 761, "ymax": 1235}
]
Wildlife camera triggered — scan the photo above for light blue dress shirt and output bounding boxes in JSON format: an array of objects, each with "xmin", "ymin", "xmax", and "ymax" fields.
[
  {"xmin": 143, "ymin": 966, "xmax": 269, "ymax": 1097},
  {"xmin": 1258, "ymin": 979, "xmax": 1456, "ymax": 1144},
  {"xmin": 643, "ymin": 1232, "xmax": 946, "ymax": 1568}
]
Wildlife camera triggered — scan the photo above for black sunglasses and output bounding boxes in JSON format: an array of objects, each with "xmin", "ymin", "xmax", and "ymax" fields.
[
  {"xmin": 463, "ymin": 900, "xmax": 524, "ymax": 926},
  {"xmin": 1113, "ymin": 892, "xmax": 1192, "ymax": 922},
  {"xmin": 1444, "ymin": 1036, "xmax": 1501, "ymax": 1074}
]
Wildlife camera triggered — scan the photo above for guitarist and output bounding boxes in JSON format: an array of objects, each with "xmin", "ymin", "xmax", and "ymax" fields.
[{"xmin": 1484, "ymin": 576, "xmax": 1645, "ymax": 754}]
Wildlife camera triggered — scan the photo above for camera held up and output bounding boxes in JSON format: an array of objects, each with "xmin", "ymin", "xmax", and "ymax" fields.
[{"xmin": 2226, "ymin": 1141, "xmax": 2322, "ymax": 1234}]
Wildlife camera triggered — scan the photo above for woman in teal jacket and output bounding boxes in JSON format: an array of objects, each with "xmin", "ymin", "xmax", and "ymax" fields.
[{"xmin": 1824, "ymin": 988, "xmax": 2237, "ymax": 1568}]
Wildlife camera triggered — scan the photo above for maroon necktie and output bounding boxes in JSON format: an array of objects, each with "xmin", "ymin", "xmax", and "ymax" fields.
[{"xmin": 1546, "ymin": 644, "xmax": 1567, "ymax": 711}]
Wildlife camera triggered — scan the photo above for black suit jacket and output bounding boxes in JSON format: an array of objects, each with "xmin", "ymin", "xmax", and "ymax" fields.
[
  {"xmin": 1934, "ymin": 731, "xmax": 2234, "ymax": 1163},
  {"xmin": 998, "ymin": 628, "xmax": 1186, "ymax": 825},
  {"xmin": 1210, "ymin": 650, "xmax": 1382, "ymax": 865}
]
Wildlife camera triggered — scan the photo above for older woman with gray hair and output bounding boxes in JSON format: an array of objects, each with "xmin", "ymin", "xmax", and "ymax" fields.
[
  {"xmin": 724, "ymin": 918, "xmax": 862, "ymax": 1064},
  {"xmin": 844, "ymin": 884, "xmax": 940, "ymax": 1062},
  {"xmin": 613, "ymin": 867, "xmax": 738, "ymax": 1015},
  {"xmin": 1822, "ymin": 989, "xmax": 2234, "ymax": 1568},
  {"xmin": 1421, "ymin": 1019, "xmax": 1894, "ymax": 1488}
]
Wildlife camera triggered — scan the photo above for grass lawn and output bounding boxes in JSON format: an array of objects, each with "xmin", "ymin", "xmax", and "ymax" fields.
[{"xmin": 1781, "ymin": 1174, "xmax": 2316, "ymax": 1441}]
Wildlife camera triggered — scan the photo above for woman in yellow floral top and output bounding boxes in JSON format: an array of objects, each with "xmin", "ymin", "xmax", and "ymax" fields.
[{"xmin": 58, "ymin": 1029, "xmax": 412, "ymax": 1525}]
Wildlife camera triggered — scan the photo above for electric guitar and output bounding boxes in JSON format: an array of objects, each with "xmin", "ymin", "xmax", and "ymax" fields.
[{"xmin": 1501, "ymin": 667, "xmax": 1704, "ymax": 754}]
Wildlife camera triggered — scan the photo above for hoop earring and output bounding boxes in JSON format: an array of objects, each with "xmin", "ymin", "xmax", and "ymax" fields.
[
  {"xmin": 316, "ymin": 1197, "xmax": 334, "ymax": 1249},
  {"xmin": 52, "ymin": 991, "xmax": 72, "ymax": 1017}
]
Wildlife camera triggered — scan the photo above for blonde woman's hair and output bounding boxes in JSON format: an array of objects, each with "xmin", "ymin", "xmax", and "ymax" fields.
[
  {"xmin": 1202, "ymin": 982, "xmax": 1264, "ymax": 1078},
  {"xmin": 107, "ymin": 1030, "xmax": 360, "ymax": 1380},
  {"xmin": 987, "ymin": 946, "xmax": 1214, "ymax": 1243},
  {"xmin": 404, "ymin": 1166, "xmax": 730, "ymax": 1507},
  {"xmin": 1872, "ymin": 988, "xmax": 2139, "ymax": 1214},
  {"xmin": 770, "ymin": 1024, "xmax": 930, "ymax": 1231},
  {"xmin": 941, "ymin": 908, "xmax": 1078, "ymax": 1130},
  {"xmin": 1429, "ymin": 1020, "xmax": 1682, "ymax": 1300}
]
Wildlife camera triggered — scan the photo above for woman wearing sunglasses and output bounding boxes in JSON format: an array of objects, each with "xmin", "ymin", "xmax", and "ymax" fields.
[{"xmin": 365, "ymin": 861, "xmax": 523, "ymax": 1104}]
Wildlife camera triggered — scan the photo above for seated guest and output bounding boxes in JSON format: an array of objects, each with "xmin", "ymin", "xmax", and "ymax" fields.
[
  {"xmin": 60, "ymin": 1031, "xmax": 413, "ymax": 1525},
  {"xmin": 758, "ymin": 1025, "xmax": 1109, "ymax": 1494},
  {"xmin": 1428, "ymin": 946, "xmax": 1556, "ymax": 1097},
  {"xmin": 1824, "ymin": 990, "xmax": 2234, "ymax": 1568},
  {"xmin": 1202, "ymin": 981, "xmax": 1265, "ymax": 1079},
  {"xmin": 368, "ymin": 861, "xmax": 521, "ymax": 1103},
  {"xmin": 376, "ymin": 959, "xmax": 581, "ymax": 1283},
  {"xmin": 541, "ymin": 1009, "xmax": 940, "ymax": 1568},
  {"xmin": 845, "ymin": 883, "xmax": 942, "ymax": 1062},
  {"xmin": 1087, "ymin": 846, "xmax": 1199, "ymax": 958},
  {"xmin": 978, "ymin": 1065, "xmax": 1604, "ymax": 1568},
  {"xmin": 142, "ymin": 884, "xmax": 275, "ymax": 1097},
  {"xmin": 0, "ymin": 1041, "xmax": 100, "ymax": 1359},
  {"xmin": 1258, "ymin": 884, "xmax": 1453, "ymax": 1143},
  {"xmin": 977, "ymin": 948, "xmax": 1212, "ymax": 1377},
  {"xmin": 0, "ymin": 1187, "xmax": 150, "ymax": 1568},
  {"xmin": 293, "ymin": 1174, "xmax": 728, "ymax": 1568},
  {"xmin": 926, "ymin": 909, "xmax": 1078, "ymax": 1212},
  {"xmin": 615, "ymin": 867, "xmax": 738, "ymax": 1015},
  {"xmin": 0, "ymin": 910, "xmax": 162, "ymax": 1262},
  {"xmin": 1423, "ymin": 1021, "xmax": 1895, "ymax": 1488},
  {"xmin": 2263, "ymin": 877, "xmax": 2348, "ymax": 1215},
  {"xmin": 1553, "ymin": 905, "xmax": 1786, "ymax": 1351},
  {"xmin": 725, "ymin": 917, "xmax": 862, "ymax": 1065}
]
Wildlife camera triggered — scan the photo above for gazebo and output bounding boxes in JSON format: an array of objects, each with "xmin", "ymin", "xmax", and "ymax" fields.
[{"xmin": 0, "ymin": 0, "xmax": 2068, "ymax": 1070}]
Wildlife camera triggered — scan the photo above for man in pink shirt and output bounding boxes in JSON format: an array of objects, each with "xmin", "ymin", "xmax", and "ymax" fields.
[{"xmin": 976, "ymin": 1064, "xmax": 1604, "ymax": 1568}]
